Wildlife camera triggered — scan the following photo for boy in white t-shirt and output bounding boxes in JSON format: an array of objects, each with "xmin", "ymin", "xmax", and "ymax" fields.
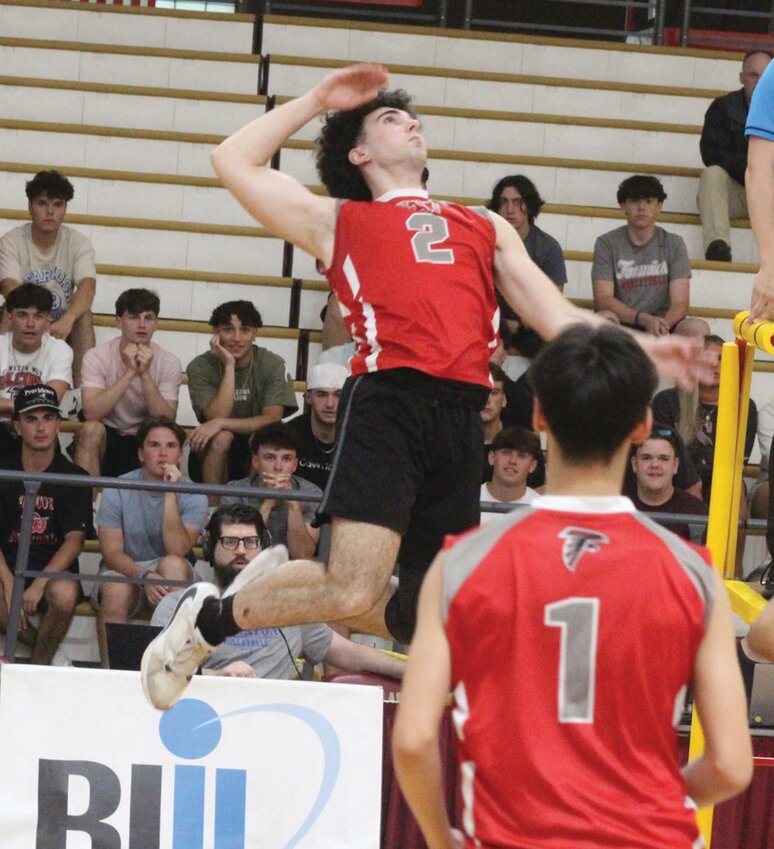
[
  {"xmin": 0, "ymin": 170, "xmax": 96, "ymax": 384},
  {"xmin": 0, "ymin": 283, "xmax": 72, "ymax": 456},
  {"xmin": 480, "ymin": 425, "xmax": 541, "ymax": 523}
]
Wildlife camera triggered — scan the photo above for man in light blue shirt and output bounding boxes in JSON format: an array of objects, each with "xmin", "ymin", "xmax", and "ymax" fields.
[{"xmin": 94, "ymin": 415, "xmax": 207, "ymax": 666}]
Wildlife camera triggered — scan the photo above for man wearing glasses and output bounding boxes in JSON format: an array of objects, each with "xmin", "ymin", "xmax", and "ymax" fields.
[{"xmin": 151, "ymin": 504, "xmax": 404, "ymax": 682}]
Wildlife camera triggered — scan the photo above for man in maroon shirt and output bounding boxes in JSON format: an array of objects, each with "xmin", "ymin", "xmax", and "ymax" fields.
[{"xmin": 625, "ymin": 427, "xmax": 707, "ymax": 540}]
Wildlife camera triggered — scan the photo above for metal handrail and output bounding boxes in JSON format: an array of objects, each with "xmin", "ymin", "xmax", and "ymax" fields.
[
  {"xmin": 680, "ymin": 1, "xmax": 774, "ymax": 48},
  {"xmin": 462, "ymin": 0, "xmax": 668, "ymax": 44},
  {"xmin": 3, "ymin": 467, "xmax": 762, "ymax": 662},
  {"xmin": 260, "ymin": 0, "xmax": 449, "ymax": 27}
]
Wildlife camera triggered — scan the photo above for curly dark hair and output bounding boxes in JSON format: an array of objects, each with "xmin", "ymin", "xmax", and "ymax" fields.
[
  {"xmin": 25, "ymin": 170, "xmax": 74, "ymax": 202},
  {"xmin": 487, "ymin": 175, "xmax": 545, "ymax": 224},
  {"xmin": 209, "ymin": 300, "xmax": 262, "ymax": 329},
  {"xmin": 315, "ymin": 89, "xmax": 417, "ymax": 201}
]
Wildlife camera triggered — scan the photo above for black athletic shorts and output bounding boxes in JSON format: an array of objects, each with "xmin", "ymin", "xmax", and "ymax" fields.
[
  {"xmin": 103, "ymin": 426, "xmax": 141, "ymax": 478},
  {"xmin": 188, "ymin": 433, "xmax": 251, "ymax": 483},
  {"xmin": 318, "ymin": 368, "xmax": 488, "ymax": 644}
]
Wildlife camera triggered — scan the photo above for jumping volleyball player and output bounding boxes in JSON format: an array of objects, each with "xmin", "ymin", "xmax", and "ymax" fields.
[
  {"xmin": 394, "ymin": 324, "xmax": 752, "ymax": 849},
  {"xmin": 143, "ymin": 64, "xmax": 705, "ymax": 710}
]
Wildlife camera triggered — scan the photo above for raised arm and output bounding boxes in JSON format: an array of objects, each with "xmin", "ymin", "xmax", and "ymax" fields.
[
  {"xmin": 746, "ymin": 135, "xmax": 774, "ymax": 322},
  {"xmin": 492, "ymin": 214, "xmax": 703, "ymax": 390},
  {"xmin": 210, "ymin": 64, "xmax": 389, "ymax": 265}
]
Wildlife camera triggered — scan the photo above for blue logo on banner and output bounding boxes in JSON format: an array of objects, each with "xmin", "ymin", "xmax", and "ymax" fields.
[
  {"xmin": 159, "ymin": 698, "xmax": 341, "ymax": 849},
  {"xmin": 35, "ymin": 696, "xmax": 341, "ymax": 849}
]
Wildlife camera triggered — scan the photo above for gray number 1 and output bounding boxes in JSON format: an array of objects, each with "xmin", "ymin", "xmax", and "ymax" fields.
[
  {"xmin": 544, "ymin": 598, "xmax": 600, "ymax": 724},
  {"xmin": 406, "ymin": 212, "xmax": 454, "ymax": 264}
]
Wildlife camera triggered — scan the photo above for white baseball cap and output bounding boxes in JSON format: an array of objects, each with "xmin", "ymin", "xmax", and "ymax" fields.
[{"xmin": 306, "ymin": 362, "xmax": 349, "ymax": 391}]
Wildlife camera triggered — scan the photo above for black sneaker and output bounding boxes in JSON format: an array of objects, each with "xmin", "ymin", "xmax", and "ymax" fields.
[{"xmin": 705, "ymin": 240, "xmax": 732, "ymax": 262}]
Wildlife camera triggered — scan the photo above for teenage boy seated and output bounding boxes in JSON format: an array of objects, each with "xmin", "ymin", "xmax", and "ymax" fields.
[
  {"xmin": 75, "ymin": 288, "xmax": 182, "ymax": 477},
  {"xmin": 222, "ymin": 422, "xmax": 321, "ymax": 560},
  {"xmin": 480, "ymin": 426, "xmax": 541, "ymax": 523},
  {"xmin": 0, "ymin": 169, "xmax": 96, "ymax": 384},
  {"xmin": 0, "ymin": 283, "xmax": 72, "ymax": 457},
  {"xmin": 623, "ymin": 427, "xmax": 707, "ymax": 540},
  {"xmin": 187, "ymin": 300, "xmax": 297, "ymax": 487},
  {"xmin": 592, "ymin": 174, "xmax": 709, "ymax": 337},
  {"xmin": 0, "ymin": 385, "xmax": 92, "ymax": 664},
  {"xmin": 93, "ymin": 416, "xmax": 208, "ymax": 666}
]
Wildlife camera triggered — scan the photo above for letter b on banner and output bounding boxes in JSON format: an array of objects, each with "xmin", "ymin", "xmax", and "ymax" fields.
[{"xmin": 36, "ymin": 760, "xmax": 162, "ymax": 849}]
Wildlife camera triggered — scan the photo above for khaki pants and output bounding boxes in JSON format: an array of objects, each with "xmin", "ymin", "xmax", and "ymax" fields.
[{"xmin": 697, "ymin": 165, "xmax": 748, "ymax": 252}]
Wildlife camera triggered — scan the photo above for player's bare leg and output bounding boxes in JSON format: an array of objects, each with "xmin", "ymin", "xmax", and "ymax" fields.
[
  {"xmin": 228, "ymin": 518, "xmax": 399, "ymax": 635},
  {"xmin": 142, "ymin": 518, "xmax": 401, "ymax": 707}
]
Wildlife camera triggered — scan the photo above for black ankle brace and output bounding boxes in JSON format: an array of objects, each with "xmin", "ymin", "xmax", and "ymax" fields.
[{"xmin": 195, "ymin": 595, "xmax": 239, "ymax": 646}]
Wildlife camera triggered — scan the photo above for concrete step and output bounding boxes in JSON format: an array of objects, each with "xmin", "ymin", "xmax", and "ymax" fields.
[{"xmin": 0, "ymin": 0, "xmax": 255, "ymax": 53}]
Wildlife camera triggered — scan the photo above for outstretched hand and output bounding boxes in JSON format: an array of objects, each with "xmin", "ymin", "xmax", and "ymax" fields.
[
  {"xmin": 637, "ymin": 333, "xmax": 713, "ymax": 392},
  {"xmin": 749, "ymin": 265, "xmax": 774, "ymax": 324},
  {"xmin": 311, "ymin": 64, "xmax": 390, "ymax": 113}
]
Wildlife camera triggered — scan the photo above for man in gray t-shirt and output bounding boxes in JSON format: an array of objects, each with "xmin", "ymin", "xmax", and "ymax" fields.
[
  {"xmin": 591, "ymin": 175, "xmax": 709, "ymax": 338},
  {"xmin": 152, "ymin": 503, "xmax": 405, "ymax": 681},
  {"xmin": 222, "ymin": 422, "xmax": 320, "ymax": 559}
]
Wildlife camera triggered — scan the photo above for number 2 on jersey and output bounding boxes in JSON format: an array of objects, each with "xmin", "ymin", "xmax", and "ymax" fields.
[
  {"xmin": 406, "ymin": 212, "xmax": 454, "ymax": 264},
  {"xmin": 544, "ymin": 598, "xmax": 600, "ymax": 724}
]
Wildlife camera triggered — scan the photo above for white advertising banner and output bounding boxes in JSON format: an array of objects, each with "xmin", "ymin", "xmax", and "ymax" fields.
[{"xmin": 0, "ymin": 665, "xmax": 383, "ymax": 849}]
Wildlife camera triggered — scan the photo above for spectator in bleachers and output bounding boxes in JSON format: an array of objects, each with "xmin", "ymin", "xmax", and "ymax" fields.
[
  {"xmin": 652, "ymin": 334, "xmax": 757, "ymax": 503},
  {"xmin": 286, "ymin": 362, "xmax": 348, "ymax": 491},
  {"xmin": 487, "ymin": 175, "xmax": 567, "ymax": 357},
  {"xmin": 480, "ymin": 363, "xmax": 508, "ymax": 482},
  {"xmin": 151, "ymin": 503, "xmax": 403, "ymax": 681},
  {"xmin": 699, "ymin": 50, "xmax": 771, "ymax": 262},
  {"xmin": 0, "ymin": 284, "xmax": 72, "ymax": 458},
  {"xmin": 222, "ymin": 422, "xmax": 320, "ymax": 560},
  {"xmin": 0, "ymin": 385, "xmax": 92, "ymax": 664},
  {"xmin": 187, "ymin": 300, "xmax": 297, "ymax": 489},
  {"xmin": 0, "ymin": 170, "xmax": 96, "ymax": 385},
  {"xmin": 93, "ymin": 416, "xmax": 207, "ymax": 666},
  {"xmin": 480, "ymin": 426, "xmax": 540, "ymax": 524},
  {"xmin": 623, "ymin": 427, "xmax": 707, "ymax": 540},
  {"xmin": 592, "ymin": 175, "xmax": 709, "ymax": 338},
  {"xmin": 75, "ymin": 288, "xmax": 182, "ymax": 478},
  {"xmin": 488, "ymin": 344, "xmax": 546, "ymax": 488}
]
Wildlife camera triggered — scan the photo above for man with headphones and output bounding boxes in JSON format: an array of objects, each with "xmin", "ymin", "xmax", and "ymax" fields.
[{"xmin": 151, "ymin": 503, "xmax": 404, "ymax": 681}]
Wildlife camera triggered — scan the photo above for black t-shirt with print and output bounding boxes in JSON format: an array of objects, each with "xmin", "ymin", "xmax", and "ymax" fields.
[{"xmin": 0, "ymin": 453, "xmax": 93, "ymax": 572}]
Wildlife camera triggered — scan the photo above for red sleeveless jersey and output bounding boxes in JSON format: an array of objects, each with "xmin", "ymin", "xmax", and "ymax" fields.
[
  {"xmin": 324, "ymin": 191, "xmax": 498, "ymax": 387},
  {"xmin": 443, "ymin": 496, "xmax": 715, "ymax": 849}
]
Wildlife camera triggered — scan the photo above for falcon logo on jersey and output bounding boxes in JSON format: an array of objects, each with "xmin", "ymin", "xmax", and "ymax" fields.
[
  {"xmin": 396, "ymin": 199, "xmax": 442, "ymax": 215},
  {"xmin": 558, "ymin": 527, "xmax": 609, "ymax": 572}
]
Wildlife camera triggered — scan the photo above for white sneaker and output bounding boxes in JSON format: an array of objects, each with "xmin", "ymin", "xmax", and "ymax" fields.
[
  {"xmin": 222, "ymin": 545, "xmax": 290, "ymax": 599},
  {"xmin": 141, "ymin": 583, "xmax": 220, "ymax": 710}
]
